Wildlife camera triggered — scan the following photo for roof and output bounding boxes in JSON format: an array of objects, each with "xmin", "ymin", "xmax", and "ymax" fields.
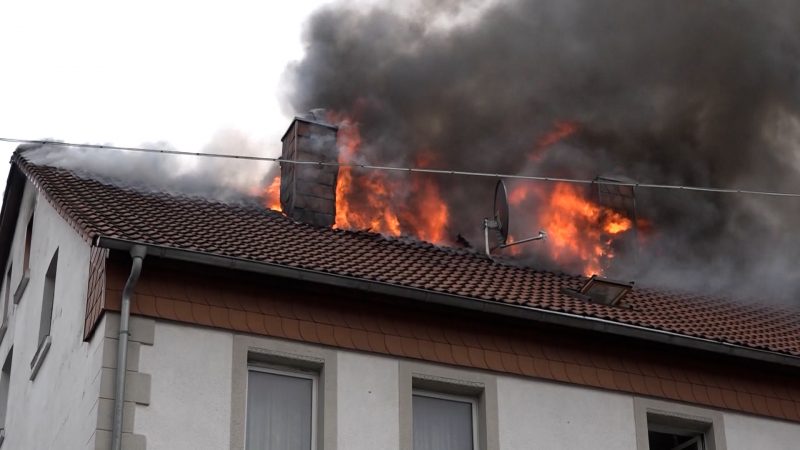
[{"xmin": 8, "ymin": 152, "xmax": 800, "ymax": 360}]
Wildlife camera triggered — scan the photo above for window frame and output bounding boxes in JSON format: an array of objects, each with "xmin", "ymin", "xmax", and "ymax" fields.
[
  {"xmin": 229, "ymin": 335, "xmax": 337, "ymax": 450},
  {"xmin": 633, "ymin": 397, "xmax": 725, "ymax": 450},
  {"xmin": 0, "ymin": 265, "xmax": 11, "ymax": 343},
  {"xmin": 29, "ymin": 249, "xmax": 58, "ymax": 381},
  {"xmin": 12, "ymin": 216, "xmax": 34, "ymax": 305},
  {"xmin": 244, "ymin": 363, "xmax": 320, "ymax": 450},
  {"xmin": 36, "ymin": 250, "xmax": 58, "ymax": 348},
  {"xmin": 399, "ymin": 360, "xmax": 499, "ymax": 450},
  {"xmin": 412, "ymin": 389, "xmax": 480, "ymax": 450}
]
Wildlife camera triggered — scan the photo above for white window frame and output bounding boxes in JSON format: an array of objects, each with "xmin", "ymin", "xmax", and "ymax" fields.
[
  {"xmin": 633, "ymin": 397, "xmax": 725, "ymax": 450},
  {"xmin": 412, "ymin": 389, "xmax": 480, "ymax": 450},
  {"xmin": 245, "ymin": 365, "xmax": 319, "ymax": 450}
]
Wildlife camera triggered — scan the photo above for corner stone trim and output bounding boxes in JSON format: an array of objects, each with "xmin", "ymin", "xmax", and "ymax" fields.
[{"xmin": 89, "ymin": 314, "xmax": 154, "ymax": 450}]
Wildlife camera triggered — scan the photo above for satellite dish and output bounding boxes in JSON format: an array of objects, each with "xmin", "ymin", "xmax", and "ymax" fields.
[
  {"xmin": 493, "ymin": 180, "xmax": 510, "ymax": 246},
  {"xmin": 483, "ymin": 179, "xmax": 547, "ymax": 256}
]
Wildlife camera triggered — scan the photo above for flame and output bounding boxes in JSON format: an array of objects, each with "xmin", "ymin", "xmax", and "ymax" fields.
[
  {"xmin": 400, "ymin": 175, "xmax": 449, "ymax": 244},
  {"xmin": 331, "ymin": 115, "xmax": 450, "ymax": 244},
  {"xmin": 529, "ymin": 120, "xmax": 579, "ymax": 162},
  {"xmin": 259, "ymin": 111, "xmax": 634, "ymax": 275},
  {"xmin": 508, "ymin": 181, "xmax": 632, "ymax": 275},
  {"xmin": 262, "ymin": 175, "xmax": 282, "ymax": 212}
]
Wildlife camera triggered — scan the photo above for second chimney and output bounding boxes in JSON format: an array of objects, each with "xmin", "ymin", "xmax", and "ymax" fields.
[{"xmin": 280, "ymin": 111, "xmax": 339, "ymax": 227}]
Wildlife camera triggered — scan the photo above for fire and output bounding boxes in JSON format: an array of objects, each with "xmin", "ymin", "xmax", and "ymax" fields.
[
  {"xmin": 400, "ymin": 175, "xmax": 449, "ymax": 244},
  {"xmin": 542, "ymin": 183, "xmax": 632, "ymax": 275},
  {"xmin": 332, "ymin": 115, "xmax": 450, "ymax": 244},
  {"xmin": 262, "ymin": 175, "xmax": 282, "ymax": 212},
  {"xmin": 529, "ymin": 120, "xmax": 579, "ymax": 161},
  {"xmin": 509, "ymin": 182, "xmax": 633, "ymax": 275},
  {"xmin": 259, "ymin": 111, "xmax": 633, "ymax": 276}
]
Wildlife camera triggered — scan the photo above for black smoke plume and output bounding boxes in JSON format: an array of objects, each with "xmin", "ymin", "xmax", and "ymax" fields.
[{"xmin": 285, "ymin": 0, "xmax": 800, "ymax": 302}]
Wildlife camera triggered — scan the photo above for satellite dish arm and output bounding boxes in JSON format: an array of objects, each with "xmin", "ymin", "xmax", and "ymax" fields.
[{"xmin": 497, "ymin": 230, "xmax": 547, "ymax": 248}]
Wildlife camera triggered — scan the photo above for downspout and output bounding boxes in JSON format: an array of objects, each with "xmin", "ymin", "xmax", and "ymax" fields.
[{"xmin": 111, "ymin": 245, "xmax": 146, "ymax": 450}]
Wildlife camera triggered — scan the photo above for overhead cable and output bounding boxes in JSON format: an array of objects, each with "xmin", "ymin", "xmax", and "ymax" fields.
[{"xmin": 2, "ymin": 136, "xmax": 800, "ymax": 198}]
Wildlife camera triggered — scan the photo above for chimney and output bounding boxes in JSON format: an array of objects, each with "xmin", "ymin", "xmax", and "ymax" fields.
[{"xmin": 280, "ymin": 110, "xmax": 339, "ymax": 227}]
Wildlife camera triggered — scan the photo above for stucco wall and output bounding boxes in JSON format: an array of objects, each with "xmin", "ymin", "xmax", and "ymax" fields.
[
  {"xmin": 135, "ymin": 321, "xmax": 233, "ymax": 450},
  {"xmin": 497, "ymin": 376, "xmax": 638, "ymax": 449},
  {"xmin": 724, "ymin": 412, "xmax": 800, "ymax": 450},
  {"xmin": 0, "ymin": 182, "xmax": 101, "ymax": 449},
  {"xmin": 336, "ymin": 352, "xmax": 400, "ymax": 450},
  {"xmin": 137, "ymin": 320, "xmax": 800, "ymax": 450}
]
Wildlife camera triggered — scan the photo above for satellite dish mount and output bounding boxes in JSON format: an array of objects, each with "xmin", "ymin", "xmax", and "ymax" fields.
[{"xmin": 484, "ymin": 179, "xmax": 546, "ymax": 256}]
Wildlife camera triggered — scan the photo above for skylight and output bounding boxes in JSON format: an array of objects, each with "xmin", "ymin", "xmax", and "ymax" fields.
[{"xmin": 579, "ymin": 276, "xmax": 634, "ymax": 306}]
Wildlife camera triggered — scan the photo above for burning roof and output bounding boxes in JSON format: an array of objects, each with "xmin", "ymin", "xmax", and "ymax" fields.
[
  {"xmin": 282, "ymin": 0, "xmax": 800, "ymax": 302},
  {"xmin": 8, "ymin": 151, "xmax": 800, "ymax": 360}
]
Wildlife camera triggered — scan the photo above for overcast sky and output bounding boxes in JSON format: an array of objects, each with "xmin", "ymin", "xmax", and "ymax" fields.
[{"xmin": 0, "ymin": 0, "xmax": 336, "ymax": 205}]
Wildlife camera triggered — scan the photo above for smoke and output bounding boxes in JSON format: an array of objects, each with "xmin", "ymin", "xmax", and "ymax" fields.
[
  {"xmin": 21, "ymin": 129, "xmax": 278, "ymax": 206},
  {"xmin": 285, "ymin": 0, "xmax": 800, "ymax": 302}
]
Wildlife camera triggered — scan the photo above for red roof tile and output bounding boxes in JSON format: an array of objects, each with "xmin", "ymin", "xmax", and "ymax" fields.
[{"xmin": 13, "ymin": 154, "xmax": 800, "ymax": 357}]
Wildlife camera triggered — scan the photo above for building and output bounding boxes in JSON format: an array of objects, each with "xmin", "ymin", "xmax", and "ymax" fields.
[{"xmin": 0, "ymin": 124, "xmax": 799, "ymax": 450}]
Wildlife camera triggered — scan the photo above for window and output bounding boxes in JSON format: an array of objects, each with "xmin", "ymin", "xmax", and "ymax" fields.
[
  {"xmin": 22, "ymin": 218, "xmax": 32, "ymax": 274},
  {"xmin": 634, "ymin": 398, "xmax": 724, "ymax": 450},
  {"xmin": 13, "ymin": 216, "xmax": 34, "ymax": 305},
  {"xmin": 38, "ymin": 250, "xmax": 57, "ymax": 348},
  {"xmin": 2, "ymin": 266, "xmax": 10, "ymax": 320},
  {"xmin": 0, "ymin": 266, "xmax": 11, "ymax": 341},
  {"xmin": 648, "ymin": 413, "xmax": 708, "ymax": 450},
  {"xmin": 0, "ymin": 349, "xmax": 12, "ymax": 446},
  {"xmin": 245, "ymin": 366, "xmax": 317, "ymax": 450},
  {"xmin": 30, "ymin": 250, "xmax": 57, "ymax": 380},
  {"xmin": 413, "ymin": 391, "xmax": 478, "ymax": 450}
]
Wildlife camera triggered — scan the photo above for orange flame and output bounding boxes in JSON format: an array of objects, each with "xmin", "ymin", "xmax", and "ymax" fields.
[
  {"xmin": 262, "ymin": 175, "xmax": 282, "ymax": 212},
  {"xmin": 332, "ymin": 115, "xmax": 450, "ymax": 244},
  {"xmin": 529, "ymin": 120, "xmax": 579, "ymax": 162},
  {"xmin": 508, "ymin": 182, "xmax": 632, "ymax": 275},
  {"xmin": 400, "ymin": 175, "xmax": 449, "ymax": 244},
  {"xmin": 542, "ymin": 183, "xmax": 631, "ymax": 275}
]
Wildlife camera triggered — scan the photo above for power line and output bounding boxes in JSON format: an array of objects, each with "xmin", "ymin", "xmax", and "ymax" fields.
[{"xmin": 2, "ymin": 136, "xmax": 800, "ymax": 199}]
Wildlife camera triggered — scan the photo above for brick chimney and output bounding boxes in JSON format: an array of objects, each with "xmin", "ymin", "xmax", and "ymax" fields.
[{"xmin": 280, "ymin": 110, "xmax": 339, "ymax": 227}]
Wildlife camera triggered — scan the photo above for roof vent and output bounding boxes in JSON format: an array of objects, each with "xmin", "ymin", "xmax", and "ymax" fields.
[{"xmin": 578, "ymin": 276, "xmax": 634, "ymax": 306}]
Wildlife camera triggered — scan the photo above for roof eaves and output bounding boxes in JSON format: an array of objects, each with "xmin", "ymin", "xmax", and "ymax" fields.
[
  {"xmin": 96, "ymin": 235, "xmax": 800, "ymax": 369},
  {"xmin": 12, "ymin": 155, "xmax": 95, "ymax": 243},
  {"xmin": 0, "ymin": 161, "xmax": 26, "ymax": 277}
]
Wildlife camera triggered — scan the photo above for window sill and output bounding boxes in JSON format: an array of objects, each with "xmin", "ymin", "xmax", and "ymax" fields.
[
  {"xmin": 12, "ymin": 271, "xmax": 29, "ymax": 305},
  {"xmin": 29, "ymin": 335, "xmax": 51, "ymax": 381}
]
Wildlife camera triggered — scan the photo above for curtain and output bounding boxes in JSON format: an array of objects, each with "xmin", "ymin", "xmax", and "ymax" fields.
[
  {"xmin": 246, "ymin": 370, "xmax": 313, "ymax": 450},
  {"xmin": 413, "ymin": 394, "xmax": 474, "ymax": 450}
]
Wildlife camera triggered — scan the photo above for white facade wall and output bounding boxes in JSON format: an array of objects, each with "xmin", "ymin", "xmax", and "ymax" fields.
[
  {"xmin": 336, "ymin": 352, "xmax": 400, "ymax": 450},
  {"xmin": 724, "ymin": 413, "xmax": 800, "ymax": 450},
  {"xmin": 0, "ymin": 182, "xmax": 102, "ymax": 449},
  {"xmin": 135, "ymin": 321, "xmax": 233, "ymax": 450},
  {"xmin": 137, "ymin": 320, "xmax": 800, "ymax": 450},
  {"xmin": 497, "ymin": 377, "xmax": 637, "ymax": 449}
]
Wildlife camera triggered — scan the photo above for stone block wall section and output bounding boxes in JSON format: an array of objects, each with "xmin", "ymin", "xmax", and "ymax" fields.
[
  {"xmin": 87, "ymin": 313, "xmax": 154, "ymax": 450},
  {"xmin": 97, "ymin": 257, "xmax": 800, "ymax": 424}
]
